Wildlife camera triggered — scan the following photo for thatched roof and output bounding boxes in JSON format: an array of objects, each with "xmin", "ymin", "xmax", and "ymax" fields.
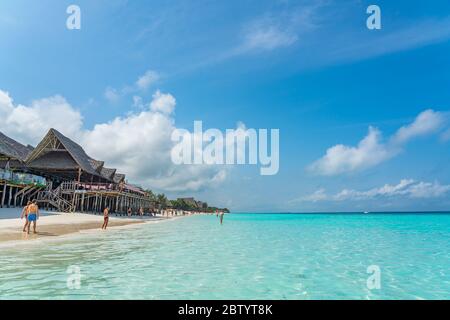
[
  {"xmin": 25, "ymin": 129, "xmax": 117, "ymax": 183},
  {"xmin": 51, "ymin": 129, "xmax": 101, "ymax": 175},
  {"xmin": 4, "ymin": 128, "xmax": 132, "ymax": 185},
  {"xmin": 26, "ymin": 129, "xmax": 100, "ymax": 176},
  {"xmin": 89, "ymin": 159, "xmax": 105, "ymax": 172},
  {"xmin": 100, "ymin": 167, "xmax": 117, "ymax": 180},
  {"xmin": 0, "ymin": 132, "xmax": 34, "ymax": 162},
  {"xmin": 113, "ymin": 173, "xmax": 126, "ymax": 184}
]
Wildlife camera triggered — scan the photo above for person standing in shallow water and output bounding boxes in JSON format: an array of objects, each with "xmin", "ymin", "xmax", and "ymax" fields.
[
  {"xmin": 102, "ymin": 206, "xmax": 109, "ymax": 230},
  {"xmin": 219, "ymin": 211, "xmax": 224, "ymax": 225}
]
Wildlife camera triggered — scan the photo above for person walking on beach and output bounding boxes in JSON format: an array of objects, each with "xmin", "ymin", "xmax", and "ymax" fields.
[
  {"xmin": 20, "ymin": 201, "xmax": 32, "ymax": 232},
  {"xmin": 102, "ymin": 206, "xmax": 110, "ymax": 230},
  {"xmin": 139, "ymin": 207, "xmax": 144, "ymax": 217},
  {"xmin": 27, "ymin": 200, "xmax": 39, "ymax": 234},
  {"xmin": 127, "ymin": 207, "xmax": 132, "ymax": 217}
]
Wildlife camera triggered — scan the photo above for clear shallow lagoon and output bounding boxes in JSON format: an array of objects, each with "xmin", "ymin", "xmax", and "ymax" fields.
[{"xmin": 0, "ymin": 213, "xmax": 449, "ymax": 300}]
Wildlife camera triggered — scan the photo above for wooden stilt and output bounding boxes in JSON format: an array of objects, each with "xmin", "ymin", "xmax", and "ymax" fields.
[
  {"xmin": 1, "ymin": 181, "xmax": 6, "ymax": 208},
  {"xmin": 8, "ymin": 186, "xmax": 13, "ymax": 208},
  {"xmin": 81, "ymin": 192, "xmax": 85, "ymax": 212}
]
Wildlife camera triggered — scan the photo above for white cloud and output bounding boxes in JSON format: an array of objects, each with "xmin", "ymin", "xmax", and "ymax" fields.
[
  {"xmin": 309, "ymin": 127, "xmax": 395, "ymax": 176},
  {"xmin": 149, "ymin": 90, "xmax": 176, "ymax": 114},
  {"xmin": 333, "ymin": 179, "xmax": 416, "ymax": 201},
  {"xmin": 145, "ymin": 166, "xmax": 227, "ymax": 192},
  {"xmin": 391, "ymin": 109, "xmax": 446, "ymax": 144},
  {"xmin": 408, "ymin": 181, "xmax": 450, "ymax": 198},
  {"xmin": 227, "ymin": 5, "xmax": 321, "ymax": 57},
  {"xmin": 0, "ymin": 90, "xmax": 83, "ymax": 145},
  {"xmin": 104, "ymin": 87, "xmax": 120, "ymax": 103},
  {"xmin": 132, "ymin": 95, "xmax": 144, "ymax": 109},
  {"xmin": 292, "ymin": 188, "xmax": 327, "ymax": 203},
  {"xmin": 309, "ymin": 109, "xmax": 448, "ymax": 176},
  {"xmin": 0, "ymin": 88, "xmax": 228, "ymax": 192},
  {"xmin": 297, "ymin": 179, "xmax": 450, "ymax": 203},
  {"xmin": 104, "ymin": 69, "xmax": 160, "ymax": 103},
  {"xmin": 82, "ymin": 92, "xmax": 228, "ymax": 191},
  {"xmin": 241, "ymin": 26, "xmax": 298, "ymax": 52},
  {"xmin": 136, "ymin": 70, "xmax": 160, "ymax": 91}
]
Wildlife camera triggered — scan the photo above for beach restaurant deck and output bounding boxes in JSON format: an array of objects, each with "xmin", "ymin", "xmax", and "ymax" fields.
[{"xmin": 0, "ymin": 129, "xmax": 153, "ymax": 214}]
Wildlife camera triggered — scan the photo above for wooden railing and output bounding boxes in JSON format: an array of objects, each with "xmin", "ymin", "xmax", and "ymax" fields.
[
  {"xmin": 36, "ymin": 186, "xmax": 75, "ymax": 213},
  {"xmin": 62, "ymin": 181, "xmax": 147, "ymax": 196}
]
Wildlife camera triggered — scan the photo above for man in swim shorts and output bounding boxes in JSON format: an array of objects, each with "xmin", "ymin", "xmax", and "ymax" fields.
[
  {"xmin": 21, "ymin": 201, "xmax": 32, "ymax": 232},
  {"xmin": 102, "ymin": 206, "xmax": 110, "ymax": 230},
  {"xmin": 27, "ymin": 200, "xmax": 39, "ymax": 234}
]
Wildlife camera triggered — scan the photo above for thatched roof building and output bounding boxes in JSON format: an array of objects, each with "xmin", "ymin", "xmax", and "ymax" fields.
[
  {"xmin": 0, "ymin": 129, "xmax": 154, "ymax": 213},
  {"xmin": 25, "ymin": 129, "xmax": 125, "ymax": 184},
  {"xmin": 1, "ymin": 128, "xmax": 133, "ymax": 190}
]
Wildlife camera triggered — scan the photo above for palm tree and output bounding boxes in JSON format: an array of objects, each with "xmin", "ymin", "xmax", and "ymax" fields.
[
  {"xmin": 145, "ymin": 189, "xmax": 156, "ymax": 202},
  {"xmin": 156, "ymin": 193, "xmax": 168, "ymax": 209}
]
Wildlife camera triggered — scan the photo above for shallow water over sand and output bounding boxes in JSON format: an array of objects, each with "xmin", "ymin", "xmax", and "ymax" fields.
[{"xmin": 0, "ymin": 213, "xmax": 449, "ymax": 299}]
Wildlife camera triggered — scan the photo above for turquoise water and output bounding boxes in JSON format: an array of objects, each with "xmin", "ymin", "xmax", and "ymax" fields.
[{"xmin": 0, "ymin": 213, "xmax": 449, "ymax": 300}]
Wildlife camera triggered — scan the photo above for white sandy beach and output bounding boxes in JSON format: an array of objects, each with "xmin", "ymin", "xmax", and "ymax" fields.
[{"xmin": 0, "ymin": 209, "xmax": 156, "ymax": 244}]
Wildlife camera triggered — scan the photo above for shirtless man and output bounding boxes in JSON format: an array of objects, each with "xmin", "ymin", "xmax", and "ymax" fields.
[
  {"xmin": 139, "ymin": 207, "xmax": 144, "ymax": 217},
  {"xmin": 27, "ymin": 200, "xmax": 40, "ymax": 234},
  {"xmin": 219, "ymin": 211, "xmax": 224, "ymax": 225},
  {"xmin": 102, "ymin": 206, "xmax": 110, "ymax": 230},
  {"xmin": 20, "ymin": 201, "xmax": 32, "ymax": 232}
]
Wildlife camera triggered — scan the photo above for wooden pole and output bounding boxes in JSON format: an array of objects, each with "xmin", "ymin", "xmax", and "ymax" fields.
[
  {"xmin": 80, "ymin": 192, "xmax": 85, "ymax": 212},
  {"xmin": 14, "ymin": 187, "xmax": 19, "ymax": 207},
  {"xmin": 8, "ymin": 186, "xmax": 13, "ymax": 207},
  {"xmin": 71, "ymin": 190, "xmax": 76, "ymax": 213},
  {"xmin": 1, "ymin": 181, "xmax": 7, "ymax": 208}
]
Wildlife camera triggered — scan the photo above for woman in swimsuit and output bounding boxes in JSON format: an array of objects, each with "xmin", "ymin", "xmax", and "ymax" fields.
[{"xmin": 102, "ymin": 206, "xmax": 110, "ymax": 230}]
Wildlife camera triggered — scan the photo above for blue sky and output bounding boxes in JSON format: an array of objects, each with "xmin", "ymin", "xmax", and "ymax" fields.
[{"xmin": 1, "ymin": 0, "xmax": 450, "ymax": 212}]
